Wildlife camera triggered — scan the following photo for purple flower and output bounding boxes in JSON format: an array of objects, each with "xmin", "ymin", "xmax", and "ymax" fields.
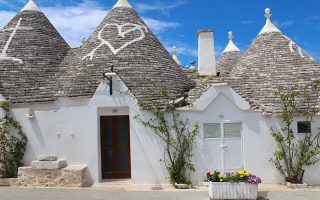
[{"xmin": 245, "ymin": 175, "xmax": 262, "ymax": 184}]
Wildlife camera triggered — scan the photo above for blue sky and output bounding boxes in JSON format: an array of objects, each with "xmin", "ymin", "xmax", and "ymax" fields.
[{"xmin": 0, "ymin": 0, "xmax": 319, "ymax": 66}]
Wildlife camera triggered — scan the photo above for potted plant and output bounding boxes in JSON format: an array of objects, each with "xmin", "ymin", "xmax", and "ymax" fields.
[{"xmin": 207, "ymin": 170, "xmax": 261, "ymax": 200}]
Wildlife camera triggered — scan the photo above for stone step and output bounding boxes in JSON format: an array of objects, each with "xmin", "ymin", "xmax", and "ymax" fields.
[{"xmin": 31, "ymin": 159, "xmax": 67, "ymax": 170}]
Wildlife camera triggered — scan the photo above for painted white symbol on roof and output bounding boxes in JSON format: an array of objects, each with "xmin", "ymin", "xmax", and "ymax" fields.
[
  {"xmin": 83, "ymin": 21, "xmax": 148, "ymax": 60},
  {"xmin": 0, "ymin": 18, "xmax": 32, "ymax": 64}
]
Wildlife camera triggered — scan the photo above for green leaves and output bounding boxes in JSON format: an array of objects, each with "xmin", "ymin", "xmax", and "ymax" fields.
[
  {"xmin": 135, "ymin": 87, "xmax": 199, "ymax": 186},
  {"xmin": 0, "ymin": 102, "xmax": 27, "ymax": 178},
  {"xmin": 270, "ymin": 81, "xmax": 320, "ymax": 184}
]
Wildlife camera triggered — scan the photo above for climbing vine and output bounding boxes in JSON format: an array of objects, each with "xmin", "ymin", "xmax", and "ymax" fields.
[
  {"xmin": 0, "ymin": 100, "xmax": 27, "ymax": 178},
  {"xmin": 135, "ymin": 87, "xmax": 199, "ymax": 187}
]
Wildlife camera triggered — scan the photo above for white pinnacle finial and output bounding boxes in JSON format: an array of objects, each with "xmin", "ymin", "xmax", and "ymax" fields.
[
  {"xmin": 113, "ymin": 0, "xmax": 133, "ymax": 9},
  {"xmin": 228, "ymin": 31, "xmax": 234, "ymax": 41},
  {"xmin": 265, "ymin": 8, "xmax": 271, "ymax": 19},
  {"xmin": 173, "ymin": 46, "xmax": 178, "ymax": 55},
  {"xmin": 223, "ymin": 31, "xmax": 240, "ymax": 53},
  {"xmin": 20, "ymin": 0, "xmax": 42, "ymax": 13},
  {"xmin": 172, "ymin": 46, "xmax": 182, "ymax": 66},
  {"xmin": 259, "ymin": 8, "xmax": 280, "ymax": 35}
]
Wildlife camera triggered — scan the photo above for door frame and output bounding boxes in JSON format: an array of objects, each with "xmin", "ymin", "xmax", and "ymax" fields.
[{"xmin": 100, "ymin": 115, "xmax": 131, "ymax": 179}]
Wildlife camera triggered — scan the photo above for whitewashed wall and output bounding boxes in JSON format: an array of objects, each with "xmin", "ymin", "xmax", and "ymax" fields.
[
  {"xmin": 180, "ymin": 84, "xmax": 320, "ymax": 185},
  {"xmin": 7, "ymin": 80, "xmax": 320, "ymax": 185},
  {"xmin": 9, "ymin": 77, "xmax": 169, "ymax": 185}
]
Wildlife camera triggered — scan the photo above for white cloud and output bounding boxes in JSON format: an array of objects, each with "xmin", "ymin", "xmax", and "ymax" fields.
[
  {"xmin": 0, "ymin": 0, "xmax": 182, "ymax": 48},
  {"xmin": 273, "ymin": 20, "xmax": 294, "ymax": 28},
  {"xmin": 42, "ymin": 1, "xmax": 108, "ymax": 47},
  {"xmin": 241, "ymin": 20, "xmax": 256, "ymax": 25},
  {"xmin": 142, "ymin": 17, "xmax": 180, "ymax": 33},
  {"xmin": 0, "ymin": 11, "xmax": 15, "ymax": 29},
  {"xmin": 136, "ymin": 0, "xmax": 186, "ymax": 15}
]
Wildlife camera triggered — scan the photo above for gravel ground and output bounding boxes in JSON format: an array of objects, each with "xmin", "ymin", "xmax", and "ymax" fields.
[{"xmin": 0, "ymin": 187, "xmax": 320, "ymax": 200}]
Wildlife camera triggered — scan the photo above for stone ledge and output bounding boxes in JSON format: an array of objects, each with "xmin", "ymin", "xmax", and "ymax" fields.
[
  {"xmin": 0, "ymin": 178, "xmax": 10, "ymax": 186},
  {"xmin": 39, "ymin": 155, "xmax": 58, "ymax": 161},
  {"xmin": 286, "ymin": 182, "xmax": 308, "ymax": 189},
  {"xmin": 31, "ymin": 159, "xmax": 67, "ymax": 170}
]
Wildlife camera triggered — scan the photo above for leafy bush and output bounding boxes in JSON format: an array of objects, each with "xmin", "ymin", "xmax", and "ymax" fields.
[{"xmin": 0, "ymin": 100, "xmax": 27, "ymax": 178}]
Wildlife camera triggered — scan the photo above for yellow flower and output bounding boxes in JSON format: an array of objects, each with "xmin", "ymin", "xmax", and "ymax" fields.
[{"xmin": 220, "ymin": 179, "xmax": 223, "ymax": 182}]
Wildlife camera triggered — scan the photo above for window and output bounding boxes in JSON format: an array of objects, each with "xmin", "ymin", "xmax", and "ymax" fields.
[
  {"xmin": 204, "ymin": 123, "xmax": 221, "ymax": 138},
  {"xmin": 297, "ymin": 121, "xmax": 311, "ymax": 134},
  {"xmin": 204, "ymin": 122, "xmax": 242, "ymax": 139},
  {"xmin": 224, "ymin": 123, "xmax": 242, "ymax": 138}
]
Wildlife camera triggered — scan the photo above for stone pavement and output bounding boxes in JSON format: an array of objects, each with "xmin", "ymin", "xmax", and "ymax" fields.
[{"xmin": 0, "ymin": 184, "xmax": 319, "ymax": 200}]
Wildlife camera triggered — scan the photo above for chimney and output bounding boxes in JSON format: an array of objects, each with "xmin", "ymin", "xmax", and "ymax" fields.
[{"xmin": 197, "ymin": 30, "xmax": 216, "ymax": 75}]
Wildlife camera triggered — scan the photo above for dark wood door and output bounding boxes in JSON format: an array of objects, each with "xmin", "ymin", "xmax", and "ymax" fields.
[{"xmin": 100, "ymin": 116, "xmax": 131, "ymax": 179}]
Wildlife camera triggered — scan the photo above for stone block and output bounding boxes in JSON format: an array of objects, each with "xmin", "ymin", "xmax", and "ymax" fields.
[
  {"xmin": 38, "ymin": 155, "xmax": 58, "ymax": 161},
  {"xmin": 31, "ymin": 159, "xmax": 67, "ymax": 170},
  {"xmin": 61, "ymin": 165, "xmax": 91, "ymax": 187},
  {"xmin": 0, "ymin": 178, "xmax": 10, "ymax": 186}
]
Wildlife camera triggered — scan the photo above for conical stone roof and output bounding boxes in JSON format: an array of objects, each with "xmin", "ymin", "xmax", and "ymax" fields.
[
  {"xmin": 0, "ymin": 0, "xmax": 70, "ymax": 104},
  {"xmin": 228, "ymin": 9, "xmax": 320, "ymax": 114},
  {"xmin": 58, "ymin": 0, "xmax": 194, "ymax": 108},
  {"xmin": 217, "ymin": 31, "xmax": 243, "ymax": 77}
]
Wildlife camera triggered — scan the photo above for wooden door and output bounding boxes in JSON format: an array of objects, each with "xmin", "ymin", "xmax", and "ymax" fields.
[{"xmin": 100, "ymin": 116, "xmax": 131, "ymax": 179}]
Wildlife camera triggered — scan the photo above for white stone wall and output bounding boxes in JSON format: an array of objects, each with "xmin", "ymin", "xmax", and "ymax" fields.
[{"xmin": 8, "ymin": 80, "xmax": 320, "ymax": 185}]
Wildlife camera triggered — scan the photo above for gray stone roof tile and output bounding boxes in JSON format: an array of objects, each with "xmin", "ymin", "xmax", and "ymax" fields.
[
  {"xmin": 227, "ymin": 32, "xmax": 320, "ymax": 114},
  {"xmin": 0, "ymin": 10, "xmax": 70, "ymax": 104}
]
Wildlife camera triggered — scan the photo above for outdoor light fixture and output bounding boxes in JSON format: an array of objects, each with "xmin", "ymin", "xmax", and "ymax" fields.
[
  {"xmin": 26, "ymin": 108, "xmax": 35, "ymax": 119},
  {"xmin": 103, "ymin": 65, "xmax": 117, "ymax": 95}
]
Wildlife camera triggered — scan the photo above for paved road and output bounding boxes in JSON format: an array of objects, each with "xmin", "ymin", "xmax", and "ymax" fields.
[{"xmin": 0, "ymin": 187, "xmax": 320, "ymax": 200}]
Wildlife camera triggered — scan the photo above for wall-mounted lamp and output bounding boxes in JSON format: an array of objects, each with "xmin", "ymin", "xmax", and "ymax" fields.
[
  {"xmin": 103, "ymin": 65, "xmax": 117, "ymax": 96},
  {"xmin": 26, "ymin": 108, "xmax": 35, "ymax": 119},
  {"xmin": 219, "ymin": 112, "xmax": 224, "ymax": 118}
]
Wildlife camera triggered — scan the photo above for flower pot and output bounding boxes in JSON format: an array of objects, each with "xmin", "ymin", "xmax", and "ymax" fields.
[{"xmin": 209, "ymin": 182, "xmax": 258, "ymax": 200}]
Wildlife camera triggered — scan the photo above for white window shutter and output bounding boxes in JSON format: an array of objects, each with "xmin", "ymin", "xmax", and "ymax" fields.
[
  {"xmin": 204, "ymin": 123, "xmax": 221, "ymax": 138},
  {"xmin": 224, "ymin": 123, "xmax": 241, "ymax": 138}
]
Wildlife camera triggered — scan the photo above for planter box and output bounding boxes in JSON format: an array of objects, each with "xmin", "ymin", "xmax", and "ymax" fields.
[{"xmin": 209, "ymin": 182, "xmax": 258, "ymax": 200}]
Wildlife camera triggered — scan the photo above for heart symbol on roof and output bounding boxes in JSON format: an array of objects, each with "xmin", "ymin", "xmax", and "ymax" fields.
[{"xmin": 83, "ymin": 22, "xmax": 149, "ymax": 60}]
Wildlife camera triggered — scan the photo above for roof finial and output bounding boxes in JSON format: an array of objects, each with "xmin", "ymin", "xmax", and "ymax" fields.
[
  {"xmin": 265, "ymin": 8, "xmax": 271, "ymax": 19},
  {"xmin": 173, "ymin": 46, "xmax": 178, "ymax": 56},
  {"xmin": 113, "ymin": 0, "xmax": 133, "ymax": 9},
  {"xmin": 259, "ymin": 8, "xmax": 280, "ymax": 35},
  {"xmin": 223, "ymin": 31, "xmax": 241, "ymax": 53},
  {"xmin": 20, "ymin": 0, "xmax": 42, "ymax": 13},
  {"xmin": 172, "ymin": 46, "xmax": 182, "ymax": 66},
  {"xmin": 228, "ymin": 31, "xmax": 234, "ymax": 41}
]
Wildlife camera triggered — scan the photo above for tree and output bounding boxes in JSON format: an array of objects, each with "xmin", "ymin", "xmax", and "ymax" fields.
[
  {"xmin": 270, "ymin": 81, "xmax": 320, "ymax": 184},
  {"xmin": 135, "ymin": 87, "xmax": 199, "ymax": 186}
]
